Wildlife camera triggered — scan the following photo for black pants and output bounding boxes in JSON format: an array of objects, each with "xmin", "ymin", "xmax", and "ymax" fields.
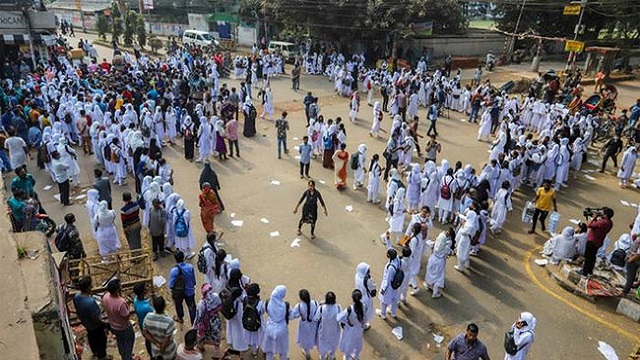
[
  {"xmin": 383, "ymin": 157, "xmax": 399, "ymax": 181},
  {"xmin": 399, "ymin": 107, "xmax": 407, "ymax": 122},
  {"xmin": 151, "ymin": 234, "xmax": 164, "ymax": 253},
  {"xmin": 601, "ymin": 152, "xmax": 618, "ymax": 171},
  {"xmin": 427, "ymin": 120, "xmax": 438, "ymax": 136},
  {"xmin": 57, "ymin": 179, "xmax": 70, "ymax": 205},
  {"xmin": 490, "ymin": 115, "xmax": 500, "ymax": 134},
  {"xmin": 298, "ymin": 218, "xmax": 316, "ymax": 235},
  {"xmin": 172, "ymin": 293, "xmax": 196, "ymax": 324},
  {"xmin": 582, "ymin": 241, "xmax": 600, "ymax": 276},
  {"xmin": 300, "ymin": 162, "xmax": 310, "ymax": 177},
  {"xmin": 623, "ymin": 260, "xmax": 640, "ymax": 294},
  {"xmin": 531, "ymin": 208, "xmax": 548, "ymax": 232},
  {"xmin": 87, "ymin": 326, "xmax": 107, "ymax": 359},
  {"xmin": 382, "ymin": 95, "xmax": 389, "ymax": 112},
  {"xmin": 228, "ymin": 139, "xmax": 240, "ymax": 157}
]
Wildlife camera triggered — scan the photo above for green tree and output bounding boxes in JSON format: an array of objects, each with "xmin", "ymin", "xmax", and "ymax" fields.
[
  {"xmin": 136, "ymin": 14, "xmax": 147, "ymax": 48},
  {"xmin": 96, "ymin": 14, "xmax": 109, "ymax": 40},
  {"xmin": 123, "ymin": 10, "xmax": 136, "ymax": 47},
  {"xmin": 111, "ymin": 2, "xmax": 123, "ymax": 44}
]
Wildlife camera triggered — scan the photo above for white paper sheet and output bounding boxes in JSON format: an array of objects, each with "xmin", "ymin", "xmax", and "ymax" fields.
[
  {"xmin": 260, "ymin": 218, "xmax": 270, "ymax": 224},
  {"xmin": 433, "ymin": 333, "xmax": 444, "ymax": 347},
  {"xmin": 294, "ymin": 155, "xmax": 301, "ymax": 159},
  {"xmin": 75, "ymin": 194, "xmax": 86, "ymax": 200},
  {"xmin": 345, "ymin": 205, "xmax": 354, "ymax": 212},
  {"xmin": 392, "ymin": 326, "xmax": 403, "ymax": 340},
  {"xmin": 152, "ymin": 275, "xmax": 166, "ymax": 287},
  {"xmin": 294, "ymin": 145, "xmax": 300, "ymax": 151},
  {"xmin": 569, "ymin": 219, "xmax": 581, "ymax": 225},
  {"xmin": 53, "ymin": 194, "xmax": 61, "ymax": 201},
  {"xmin": 270, "ymin": 180, "xmax": 281, "ymax": 186},
  {"xmin": 597, "ymin": 341, "xmax": 619, "ymax": 360},
  {"xmin": 319, "ymin": 180, "xmax": 326, "ymax": 184},
  {"xmin": 270, "ymin": 231, "xmax": 280, "ymax": 237},
  {"xmin": 293, "ymin": 137, "xmax": 299, "ymax": 141},
  {"xmin": 290, "ymin": 238, "xmax": 301, "ymax": 248},
  {"xmin": 43, "ymin": 185, "xmax": 53, "ymax": 191},
  {"xmin": 584, "ymin": 174, "xmax": 596, "ymax": 181},
  {"xmin": 534, "ymin": 259, "xmax": 548, "ymax": 266},
  {"xmin": 231, "ymin": 220, "xmax": 244, "ymax": 227},
  {"xmin": 631, "ymin": 203, "xmax": 638, "ymax": 208},
  {"xmin": 620, "ymin": 200, "xmax": 631, "ymax": 207},
  {"xmin": 230, "ymin": 213, "xmax": 236, "ymax": 218}
]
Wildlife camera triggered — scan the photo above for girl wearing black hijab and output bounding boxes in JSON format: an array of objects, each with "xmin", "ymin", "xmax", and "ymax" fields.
[{"xmin": 199, "ymin": 160, "xmax": 224, "ymax": 211}]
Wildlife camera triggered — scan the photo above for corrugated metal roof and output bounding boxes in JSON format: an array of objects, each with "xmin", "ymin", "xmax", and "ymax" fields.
[{"xmin": 47, "ymin": 0, "xmax": 110, "ymax": 13}]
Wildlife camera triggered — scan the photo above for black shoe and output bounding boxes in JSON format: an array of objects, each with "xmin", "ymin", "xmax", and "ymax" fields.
[{"xmin": 164, "ymin": 247, "xmax": 174, "ymax": 254}]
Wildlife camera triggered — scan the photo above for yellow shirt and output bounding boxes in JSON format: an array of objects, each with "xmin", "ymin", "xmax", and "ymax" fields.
[
  {"xmin": 115, "ymin": 98, "xmax": 124, "ymax": 110},
  {"xmin": 535, "ymin": 187, "xmax": 556, "ymax": 212}
]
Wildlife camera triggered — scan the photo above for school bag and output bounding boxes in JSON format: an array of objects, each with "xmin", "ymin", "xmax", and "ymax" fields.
[
  {"xmin": 174, "ymin": 209, "xmax": 189, "ymax": 237},
  {"xmin": 440, "ymin": 178, "xmax": 453, "ymax": 200},
  {"xmin": 504, "ymin": 329, "xmax": 530, "ymax": 355},
  {"xmin": 610, "ymin": 248, "xmax": 627, "ymax": 267},
  {"xmin": 389, "ymin": 263, "xmax": 405, "ymax": 290},
  {"xmin": 220, "ymin": 287, "xmax": 242, "ymax": 320},
  {"xmin": 171, "ymin": 265, "xmax": 186, "ymax": 297},
  {"xmin": 196, "ymin": 244, "xmax": 211, "ymax": 274},
  {"xmin": 242, "ymin": 296, "xmax": 262, "ymax": 331},
  {"xmin": 350, "ymin": 153, "xmax": 359, "ymax": 170},
  {"xmin": 54, "ymin": 224, "xmax": 70, "ymax": 252}
]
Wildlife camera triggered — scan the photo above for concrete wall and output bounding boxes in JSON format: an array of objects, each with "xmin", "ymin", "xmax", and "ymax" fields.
[
  {"xmin": 403, "ymin": 31, "xmax": 506, "ymax": 59},
  {"xmin": 237, "ymin": 24, "xmax": 256, "ymax": 47}
]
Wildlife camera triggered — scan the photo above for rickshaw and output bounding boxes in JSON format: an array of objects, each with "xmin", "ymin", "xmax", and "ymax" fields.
[{"xmin": 582, "ymin": 84, "xmax": 617, "ymax": 115}]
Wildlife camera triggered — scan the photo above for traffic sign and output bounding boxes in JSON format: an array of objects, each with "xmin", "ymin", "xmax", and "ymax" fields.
[{"xmin": 563, "ymin": 4, "xmax": 581, "ymax": 15}]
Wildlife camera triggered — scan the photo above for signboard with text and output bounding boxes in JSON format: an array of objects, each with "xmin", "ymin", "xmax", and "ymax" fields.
[
  {"xmin": 564, "ymin": 40, "xmax": 585, "ymax": 53},
  {"xmin": 563, "ymin": 4, "xmax": 581, "ymax": 15}
]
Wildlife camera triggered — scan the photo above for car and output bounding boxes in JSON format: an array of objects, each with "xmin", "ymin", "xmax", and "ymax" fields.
[
  {"xmin": 267, "ymin": 41, "xmax": 299, "ymax": 63},
  {"xmin": 182, "ymin": 30, "xmax": 220, "ymax": 48}
]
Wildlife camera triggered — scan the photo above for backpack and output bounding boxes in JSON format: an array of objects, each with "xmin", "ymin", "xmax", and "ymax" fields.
[
  {"xmin": 54, "ymin": 224, "xmax": 70, "ymax": 252},
  {"xmin": 110, "ymin": 146, "xmax": 120, "ymax": 163},
  {"xmin": 440, "ymin": 178, "xmax": 453, "ymax": 200},
  {"xmin": 471, "ymin": 214, "xmax": 484, "ymax": 245},
  {"xmin": 242, "ymin": 296, "xmax": 262, "ymax": 331},
  {"xmin": 453, "ymin": 180, "xmax": 466, "ymax": 200},
  {"xmin": 220, "ymin": 287, "xmax": 242, "ymax": 320},
  {"xmin": 610, "ymin": 248, "xmax": 627, "ymax": 267},
  {"xmin": 103, "ymin": 144, "xmax": 111, "ymax": 162},
  {"xmin": 171, "ymin": 265, "xmax": 186, "ymax": 297},
  {"xmin": 504, "ymin": 329, "xmax": 529, "ymax": 355},
  {"xmin": 174, "ymin": 209, "xmax": 189, "ymax": 237},
  {"xmin": 389, "ymin": 263, "xmax": 404, "ymax": 290},
  {"xmin": 350, "ymin": 153, "xmax": 359, "ymax": 170},
  {"xmin": 196, "ymin": 244, "xmax": 211, "ymax": 274}
]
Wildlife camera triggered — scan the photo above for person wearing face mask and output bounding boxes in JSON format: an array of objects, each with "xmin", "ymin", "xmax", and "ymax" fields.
[{"xmin": 504, "ymin": 312, "xmax": 537, "ymax": 360}]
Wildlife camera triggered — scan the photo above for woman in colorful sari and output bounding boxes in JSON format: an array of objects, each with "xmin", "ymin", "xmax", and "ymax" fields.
[
  {"xmin": 199, "ymin": 182, "xmax": 220, "ymax": 233},
  {"xmin": 193, "ymin": 283, "xmax": 223, "ymax": 359},
  {"xmin": 332, "ymin": 143, "xmax": 349, "ymax": 190}
]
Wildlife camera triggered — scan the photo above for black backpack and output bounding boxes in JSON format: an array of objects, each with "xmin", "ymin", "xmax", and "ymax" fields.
[
  {"xmin": 504, "ymin": 329, "xmax": 529, "ymax": 355},
  {"xmin": 196, "ymin": 244, "xmax": 211, "ymax": 274},
  {"xmin": 220, "ymin": 287, "xmax": 242, "ymax": 320},
  {"xmin": 610, "ymin": 248, "xmax": 627, "ymax": 267},
  {"xmin": 54, "ymin": 224, "xmax": 70, "ymax": 252},
  {"xmin": 350, "ymin": 153, "xmax": 359, "ymax": 170},
  {"xmin": 171, "ymin": 265, "xmax": 186, "ymax": 297},
  {"xmin": 389, "ymin": 263, "xmax": 405, "ymax": 290},
  {"xmin": 242, "ymin": 296, "xmax": 262, "ymax": 332}
]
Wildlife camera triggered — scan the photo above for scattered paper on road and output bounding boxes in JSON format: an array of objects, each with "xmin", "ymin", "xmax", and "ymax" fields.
[
  {"xmin": 597, "ymin": 341, "xmax": 619, "ymax": 360},
  {"xmin": 270, "ymin": 180, "xmax": 281, "ymax": 186},
  {"xmin": 75, "ymin": 194, "xmax": 86, "ymax": 200},
  {"xmin": 152, "ymin": 276, "xmax": 166, "ymax": 287},
  {"xmin": 631, "ymin": 203, "xmax": 638, "ymax": 208},
  {"xmin": 293, "ymin": 137, "xmax": 299, "ymax": 141},
  {"xmin": 43, "ymin": 185, "xmax": 53, "ymax": 191},
  {"xmin": 270, "ymin": 231, "xmax": 280, "ymax": 237},
  {"xmin": 319, "ymin": 180, "xmax": 326, "ymax": 184},
  {"xmin": 230, "ymin": 213, "xmax": 236, "ymax": 218},
  {"xmin": 569, "ymin": 219, "xmax": 581, "ymax": 225},
  {"xmin": 345, "ymin": 205, "xmax": 354, "ymax": 212},
  {"xmin": 294, "ymin": 155, "xmax": 301, "ymax": 159},
  {"xmin": 53, "ymin": 194, "xmax": 61, "ymax": 201},
  {"xmin": 294, "ymin": 145, "xmax": 300, "ymax": 151},
  {"xmin": 534, "ymin": 259, "xmax": 548, "ymax": 266},
  {"xmin": 290, "ymin": 238, "xmax": 301, "ymax": 248},
  {"xmin": 260, "ymin": 218, "xmax": 270, "ymax": 224},
  {"xmin": 584, "ymin": 174, "xmax": 596, "ymax": 181},
  {"xmin": 392, "ymin": 326, "xmax": 403, "ymax": 340},
  {"xmin": 231, "ymin": 220, "xmax": 244, "ymax": 227},
  {"xmin": 432, "ymin": 333, "xmax": 444, "ymax": 346},
  {"xmin": 581, "ymin": 169, "xmax": 594, "ymax": 173},
  {"xmin": 620, "ymin": 200, "xmax": 631, "ymax": 207},
  {"xmin": 588, "ymin": 159, "xmax": 600, "ymax": 166}
]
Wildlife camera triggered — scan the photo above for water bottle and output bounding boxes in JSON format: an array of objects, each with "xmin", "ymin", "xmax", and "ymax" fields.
[{"xmin": 548, "ymin": 211, "xmax": 561, "ymax": 234}]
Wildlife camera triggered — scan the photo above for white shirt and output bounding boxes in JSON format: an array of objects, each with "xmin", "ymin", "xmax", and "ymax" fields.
[{"xmin": 51, "ymin": 158, "xmax": 69, "ymax": 183}]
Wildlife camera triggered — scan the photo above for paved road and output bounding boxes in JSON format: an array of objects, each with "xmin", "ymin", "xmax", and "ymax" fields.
[{"xmin": 34, "ymin": 34, "xmax": 640, "ymax": 359}]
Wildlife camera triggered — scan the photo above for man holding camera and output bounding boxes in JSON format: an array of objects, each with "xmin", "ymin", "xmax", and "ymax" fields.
[{"xmin": 580, "ymin": 207, "xmax": 614, "ymax": 277}]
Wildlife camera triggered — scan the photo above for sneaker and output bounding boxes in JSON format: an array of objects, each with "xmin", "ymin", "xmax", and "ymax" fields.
[
  {"xmin": 454, "ymin": 265, "xmax": 464, "ymax": 272},
  {"xmin": 375, "ymin": 308, "xmax": 386, "ymax": 320},
  {"xmin": 410, "ymin": 287, "xmax": 420, "ymax": 296}
]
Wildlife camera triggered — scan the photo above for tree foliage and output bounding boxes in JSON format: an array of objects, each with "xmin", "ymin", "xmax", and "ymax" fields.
[
  {"xmin": 96, "ymin": 14, "xmax": 109, "ymax": 40},
  {"xmin": 256, "ymin": 0, "xmax": 467, "ymax": 42},
  {"xmin": 495, "ymin": 1, "xmax": 640, "ymax": 47},
  {"xmin": 123, "ymin": 10, "xmax": 136, "ymax": 47},
  {"xmin": 136, "ymin": 13, "xmax": 147, "ymax": 48},
  {"xmin": 111, "ymin": 2, "xmax": 123, "ymax": 44}
]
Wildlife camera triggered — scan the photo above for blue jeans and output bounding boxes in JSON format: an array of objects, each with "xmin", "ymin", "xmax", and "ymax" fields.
[
  {"xmin": 277, "ymin": 137, "xmax": 287, "ymax": 158},
  {"xmin": 469, "ymin": 105, "xmax": 480, "ymax": 123},
  {"xmin": 111, "ymin": 325, "xmax": 134, "ymax": 360}
]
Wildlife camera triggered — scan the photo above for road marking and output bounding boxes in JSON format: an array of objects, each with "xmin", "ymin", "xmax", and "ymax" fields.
[{"xmin": 524, "ymin": 246, "xmax": 639, "ymax": 341}]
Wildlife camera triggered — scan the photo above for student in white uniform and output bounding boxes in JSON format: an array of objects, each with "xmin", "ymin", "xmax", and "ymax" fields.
[
  {"xmin": 376, "ymin": 248, "xmax": 400, "ymax": 320},
  {"xmin": 314, "ymin": 291, "xmax": 341, "ymax": 360},
  {"xmin": 424, "ymin": 228, "xmax": 454, "ymax": 298},
  {"xmin": 338, "ymin": 289, "xmax": 367, "ymax": 360},
  {"xmin": 261, "ymin": 285, "xmax": 291, "ymax": 360},
  {"xmin": 366, "ymin": 154, "xmax": 382, "ymax": 203},
  {"xmin": 291, "ymin": 289, "xmax": 318, "ymax": 360},
  {"xmin": 354, "ymin": 262, "xmax": 377, "ymax": 329}
]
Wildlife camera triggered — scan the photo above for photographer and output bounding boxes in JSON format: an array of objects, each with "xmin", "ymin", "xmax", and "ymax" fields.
[{"xmin": 580, "ymin": 207, "xmax": 614, "ymax": 276}]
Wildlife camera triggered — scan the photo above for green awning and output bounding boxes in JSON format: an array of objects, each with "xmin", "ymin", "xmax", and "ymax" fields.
[{"xmin": 206, "ymin": 13, "xmax": 239, "ymax": 23}]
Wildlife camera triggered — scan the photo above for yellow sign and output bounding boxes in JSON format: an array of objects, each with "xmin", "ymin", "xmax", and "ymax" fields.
[
  {"xmin": 564, "ymin": 40, "xmax": 585, "ymax": 53},
  {"xmin": 563, "ymin": 4, "xmax": 581, "ymax": 15}
]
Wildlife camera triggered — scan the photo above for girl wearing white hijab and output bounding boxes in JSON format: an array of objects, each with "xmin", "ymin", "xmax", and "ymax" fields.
[
  {"xmin": 354, "ymin": 262, "xmax": 377, "ymax": 328},
  {"xmin": 504, "ymin": 312, "xmax": 537, "ymax": 360},
  {"xmin": 163, "ymin": 184, "xmax": 180, "ymax": 251},
  {"xmin": 173, "ymin": 199, "xmax": 196, "ymax": 259},
  {"xmin": 421, "ymin": 161, "xmax": 439, "ymax": 211},
  {"xmin": 143, "ymin": 181, "xmax": 161, "ymax": 227},
  {"xmin": 197, "ymin": 116, "xmax": 213, "ymax": 162},
  {"xmin": 366, "ymin": 154, "xmax": 382, "ymax": 203},
  {"xmin": 165, "ymin": 108, "xmax": 177, "ymax": 144},
  {"xmin": 369, "ymin": 101, "xmax": 382, "ymax": 138},
  {"xmin": 385, "ymin": 168, "xmax": 402, "ymax": 216},
  {"xmin": 338, "ymin": 289, "xmax": 367, "ymax": 360},
  {"xmin": 353, "ymin": 144, "xmax": 367, "ymax": 189},
  {"xmin": 551, "ymin": 227, "xmax": 576, "ymax": 264},
  {"xmin": 406, "ymin": 163, "xmax": 422, "ymax": 213},
  {"xmin": 85, "ymin": 189, "xmax": 100, "ymax": 240},
  {"xmin": 489, "ymin": 180, "xmax": 512, "ymax": 234},
  {"xmin": 425, "ymin": 229, "xmax": 454, "ymax": 298},
  {"xmin": 314, "ymin": 291, "xmax": 341, "ymax": 360},
  {"xmin": 261, "ymin": 285, "xmax": 291, "ymax": 360},
  {"xmin": 56, "ymin": 137, "xmax": 80, "ymax": 185},
  {"xmin": 93, "ymin": 200, "xmax": 120, "ymax": 258},
  {"xmin": 455, "ymin": 207, "xmax": 478, "ymax": 272},
  {"xmin": 388, "ymin": 187, "xmax": 406, "ymax": 243}
]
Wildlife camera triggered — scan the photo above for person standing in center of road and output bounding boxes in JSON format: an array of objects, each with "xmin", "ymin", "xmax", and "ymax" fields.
[
  {"xmin": 527, "ymin": 180, "xmax": 557, "ymax": 235},
  {"xmin": 275, "ymin": 111, "xmax": 289, "ymax": 159},
  {"xmin": 332, "ymin": 143, "xmax": 349, "ymax": 190},
  {"xmin": 599, "ymin": 135, "xmax": 623, "ymax": 173},
  {"xmin": 120, "ymin": 192, "xmax": 142, "ymax": 250},
  {"xmin": 446, "ymin": 323, "xmax": 490, "ymax": 360},
  {"xmin": 294, "ymin": 180, "xmax": 328, "ymax": 239},
  {"xmin": 504, "ymin": 312, "xmax": 537, "ymax": 360},
  {"xmin": 427, "ymin": 102, "xmax": 439, "ymax": 136},
  {"xmin": 299, "ymin": 136, "xmax": 312, "ymax": 179},
  {"xmin": 292, "ymin": 62, "xmax": 301, "ymax": 91}
]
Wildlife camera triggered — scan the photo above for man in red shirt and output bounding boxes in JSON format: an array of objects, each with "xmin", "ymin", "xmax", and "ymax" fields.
[{"xmin": 580, "ymin": 207, "xmax": 614, "ymax": 276}]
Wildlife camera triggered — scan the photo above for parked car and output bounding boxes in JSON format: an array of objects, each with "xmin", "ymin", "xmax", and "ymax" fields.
[
  {"xmin": 267, "ymin": 41, "xmax": 299, "ymax": 63},
  {"xmin": 182, "ymin": 30, "xmax": 220, "ymax": 49}
]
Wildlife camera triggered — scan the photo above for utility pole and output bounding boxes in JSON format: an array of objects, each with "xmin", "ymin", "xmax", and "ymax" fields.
[
  {"xmin": 508, "ymin": 0, "xmax": 527, "ymax": 62},
  {"xmin": 22, "ymin": 7, "xmax": 36, "ymax": 69},
  {"xmin": 566, "ymin": 0, "xmax": 587, "ymax": 72}
]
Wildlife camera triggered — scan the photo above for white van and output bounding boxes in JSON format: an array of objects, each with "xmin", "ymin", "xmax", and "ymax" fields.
[
  {"xmin": 267, "ymin": 41, "xmax": 299, "ymax": 63},
  {"xmin": 182, "ymin": 30, "xmax": 220, "ymax": 48}
]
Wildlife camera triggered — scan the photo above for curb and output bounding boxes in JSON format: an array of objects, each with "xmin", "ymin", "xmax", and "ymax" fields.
[{"xmin": 541, "ymin": 262, "xmax": 596, "ymax": 302}]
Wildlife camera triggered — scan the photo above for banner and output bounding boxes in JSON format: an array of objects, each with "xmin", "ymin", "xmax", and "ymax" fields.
[
  {"xmin": 563, "ymin": 5, "xmax": 581, "ymax": 15},
  {"xmin": 564, "ymin": 40, "xmax": 585, "ymax": 53},
  {"xmin": 410, "ymin": 21, "xmax": 433, "ymax": 36},
  {"xmin": 143, "ymin": 0, "xmax": 154, "ymax": 10}
]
